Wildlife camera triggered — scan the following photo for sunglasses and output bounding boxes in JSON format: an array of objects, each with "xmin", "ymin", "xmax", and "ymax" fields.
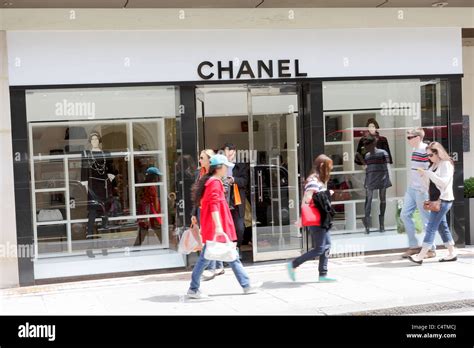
[
  {"xmin": 428, "ymin": 153, "xmax": 437, "ymax": 158},
  {"xmin": 407, "ymin": 135, "xmax": 419, "ymax": 140}
]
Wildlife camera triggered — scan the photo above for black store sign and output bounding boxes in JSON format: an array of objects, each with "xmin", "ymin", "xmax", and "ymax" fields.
[{"xmin": 197, "ymin": 59, "xmax": 308, "ymax": 80}]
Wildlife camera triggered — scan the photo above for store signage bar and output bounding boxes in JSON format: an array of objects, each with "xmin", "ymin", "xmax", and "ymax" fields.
[{"xmin": 197, "ymin": 59, "xmax": 308, "ymax": 80}]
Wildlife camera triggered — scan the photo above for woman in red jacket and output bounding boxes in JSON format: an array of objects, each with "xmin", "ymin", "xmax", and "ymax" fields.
[{"xmin": 187, "ymin": 154, "xmax": 261, "ymax": 299}]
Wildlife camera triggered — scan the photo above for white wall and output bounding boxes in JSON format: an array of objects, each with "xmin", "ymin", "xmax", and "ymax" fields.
[
  {"xmin": 462, "ymin": 44, "xmax": 474, "ymax": 180},
  {"xmin": 6, "ymin": 28, "xmax": 462, "ymax": 86},
  {"xmin": 0, "ymin": 31, "xmax": 19, "ymax": 289}
]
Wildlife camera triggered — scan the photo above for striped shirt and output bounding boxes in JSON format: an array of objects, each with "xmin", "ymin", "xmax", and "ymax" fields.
[
  {"xmin": 410, "ymin": 143, "xmax": 430, "ymax": 191},
  {"xmin": 304, "ymin": 174, "xmax": 326, "ymax": 196}
]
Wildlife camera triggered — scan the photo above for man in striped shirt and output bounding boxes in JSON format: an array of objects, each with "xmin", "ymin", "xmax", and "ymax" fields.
[{"xmin": 401, "ymin": 128, "xmax": 435, "ymax": 258}]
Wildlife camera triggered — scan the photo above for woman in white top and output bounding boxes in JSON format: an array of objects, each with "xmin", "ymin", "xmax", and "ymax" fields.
[{"xmin": 409, "ymin": 142, "xmax": 457, "ymax": 264}]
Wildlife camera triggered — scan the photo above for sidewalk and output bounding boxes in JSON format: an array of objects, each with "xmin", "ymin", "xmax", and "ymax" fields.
[{"xmin": 1, "ymin": 248, "xmax": 473, "ymax": 315}]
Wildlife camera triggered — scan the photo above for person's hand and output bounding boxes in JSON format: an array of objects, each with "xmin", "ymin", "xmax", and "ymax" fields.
[
  {"xmin": 329, "ymin": 190, "xmax": 335, "ymax": 196},
  {"xmin": 416, "ymin": 168, "xmax": 425, "ymax": 176},
  {"xmin": 191, "ymin": 216, "xmax": 198, "ymax": 225},
  {"xmin": 215, "ymin": 227, "xmax": 225, "ymax": 236},
  {"xmin": 108, "ymin": 174, "xmax": 115, "ymax": 181},
  {"xmin": 227, "ymin": 176, "xmax": 234, "ymax": 185}
]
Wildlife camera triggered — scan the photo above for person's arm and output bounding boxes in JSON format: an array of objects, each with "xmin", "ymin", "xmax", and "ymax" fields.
[
  {"xmin": 105, "ymin": 152, "xmax": 115, "ymax": 181},
  {"xmin": 355, "ymin": 138, "xmax": 365, "ymax": 165},
  {"xmin": 382, "ymin": 137, "xmax": 393, "ymax": 164},
  {"xmin": 425, "ymin": 161, "xmax": 453, "ymax": 191},
  {"xmin": 232, "ymin": 164, "xmax": 249, "ymax": 189},
  {"xmin": 208, "ymin": 180, "xmax": 225, "ymax": 235},
  {"xmin": 80, "ymin": 151, "xmax": 88, "ymax": 189}
]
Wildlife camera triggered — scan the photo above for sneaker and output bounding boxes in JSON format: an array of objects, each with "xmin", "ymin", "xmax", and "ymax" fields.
[
  {"xmin": 318, "ymin": 276, "xmax": 337, "ymax": 283},
  {"xmin": 214, "ymin": 268, "xmax": 225, "ymax": 276},
  {"xmin": 243, "ymin": 281, "xmax": 263, "ymax": 295},
  {"xmin": 401, "ymin": 247, "xmax": 421, "ymax": 258},
  {"xmin": 201, "ymin": 270, "xmax": 216, "ymax": 281},
  {"xmin": 186, "ymin": 289, "xmax": 208, "ymax": 299},
  {"xmin": 426, "ymin": 250, "xmax": 437, "ymax": 259},
  {"xmin": 286, "ymin": 262, "xmax": 296, "ymax": 282}
]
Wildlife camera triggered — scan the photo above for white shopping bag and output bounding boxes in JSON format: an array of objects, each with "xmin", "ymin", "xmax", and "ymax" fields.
[
  {"xmin": 177, "ymin": 224, "xmax": 202, "ymax": 255},
  {"xmin": 204, "ymin": 232, "xmax": 238, "ymax": 262}
]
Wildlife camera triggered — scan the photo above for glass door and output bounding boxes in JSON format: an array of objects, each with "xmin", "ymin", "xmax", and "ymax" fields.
[{"xmin": 248, "ymin": 84, "xmax": 302, "ymax": 261}]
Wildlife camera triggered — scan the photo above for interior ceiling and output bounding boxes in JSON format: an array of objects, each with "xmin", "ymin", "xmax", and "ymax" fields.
[{"xmin": 1, "ymin": 0, "xmax": 474, "ymax": 8}]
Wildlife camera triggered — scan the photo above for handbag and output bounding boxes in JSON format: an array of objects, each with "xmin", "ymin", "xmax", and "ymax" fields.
[
  {"xmin": 423, "ymin": 200, "xmax": 441, "ymax": 212},
  {"xmin": 178, "ymin": 224, "xmax": 202, "ymax": 255},
  {"xmin": 204, "ymin": 232, "xmax": 238, "ymax": 262},
  {"xmin": 37, "ymin": 209, "xmax": 63, "ymax": 222},
  {"xmin": 301, "ymin": 196, "xmax": 321, "ymax": 227}
]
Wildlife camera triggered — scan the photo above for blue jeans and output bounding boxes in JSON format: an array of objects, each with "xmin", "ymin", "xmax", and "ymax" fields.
[
  {"xmin": 292, "ymin": 226, "xmax": 331, "ymax": 276},
  {"xmin": 401, "ymin": 187, "xmax": 433, "ymax": 249},
  {"xmin": 189, "ymin": 244, "xmax": 250, "ymax": 292},
  {"xmin": 206, "ymin": 260, "xmax": 224, "ymax": 271},
  {"xmin": 422, "ymin": 201, "xmax": 455, "ymax": 248}
]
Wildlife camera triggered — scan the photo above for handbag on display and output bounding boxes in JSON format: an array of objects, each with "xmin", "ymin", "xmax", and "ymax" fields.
[
  {"xmin": 37, "ymin": 209, "xmax": 63, "ymax": 222},
  {"xmin": 204, "ymin": 232, "xmax": 238, "ymax": 262},
  {"xmin": 300, "ymin": 196, "xmax": 321, "ymax": 227},
  {"xmin": 423, "ymin": 200, "xmax": 441, "ymax": 212}
]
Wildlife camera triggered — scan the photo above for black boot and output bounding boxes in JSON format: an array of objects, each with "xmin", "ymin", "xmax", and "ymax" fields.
[
  {"xmin": 362, "ymin": 217, "xmax": 370, "ymax": 234},
  {"xmin": 379, "ymin": 215, "xmax": 385, "ymax": 232}
]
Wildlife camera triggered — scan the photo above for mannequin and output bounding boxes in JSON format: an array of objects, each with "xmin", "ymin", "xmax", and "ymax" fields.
[
  {"xmin": 355, "ymin": 118, "xmax": 393, "ymax": 166},
  {"xmin": 361, "ymin": 135, "xmax": 392, "ymax": 233},
  {"xmin": 81, "ymin": 132, "xmax": 115, "ymax": 258}
]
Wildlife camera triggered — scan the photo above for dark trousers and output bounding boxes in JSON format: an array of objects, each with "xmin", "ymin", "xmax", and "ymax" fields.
[
  {"xmin": 231, "ymin": 209, "xmax": 245, "ymax": 248},
  {"xmin": 364, "ymin": 188, "xmax": 387, "ymax": 219},
  {"xmin": 292, "ymin": 226, "xmax": 331, "ymax": 276}
]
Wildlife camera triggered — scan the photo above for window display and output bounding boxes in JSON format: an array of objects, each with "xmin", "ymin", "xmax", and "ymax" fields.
[
  {"xmin": 323, "ymin": 79, "xmax": 451, "ymax": 239},
  {"xmin": 27, "ymin": 86, "xmax": 181, "ymax": 262}
]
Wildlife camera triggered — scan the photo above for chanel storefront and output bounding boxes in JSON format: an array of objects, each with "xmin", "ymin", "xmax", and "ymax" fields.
[{"xmin": 7, "ymin": 28, "xmax": 466, "ymax": 285}]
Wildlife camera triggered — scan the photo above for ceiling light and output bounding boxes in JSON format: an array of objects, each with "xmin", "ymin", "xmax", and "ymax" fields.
[{"xmin": 432, "ymin": 2, "xmax": 448, "ymax": 7}]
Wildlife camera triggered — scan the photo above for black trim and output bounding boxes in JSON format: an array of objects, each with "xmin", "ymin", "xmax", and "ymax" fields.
[
  {"xmin": 447, "ymin": 77, "xmax": 465, "ymax": 246},
  {"xmin": 10, "ymin": 89, "xmax": 35, "ymax": 286},
  {"xmin": 9, "ymin": 74, "xmax": 464, "ymax": 90},
  {"xmin": 179, "ymin": 86, "xmax": 198, "ymax": 227}
]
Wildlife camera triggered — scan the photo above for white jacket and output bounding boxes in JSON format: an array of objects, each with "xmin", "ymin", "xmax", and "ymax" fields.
[{"xmin": 422, "ymin": 160, "xmax": 454, "ymax": 201}]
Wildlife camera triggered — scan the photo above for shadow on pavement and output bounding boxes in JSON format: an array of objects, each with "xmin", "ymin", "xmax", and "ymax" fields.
[
  {"xmin": 260, "ymin": 280, "xmax": 314, "ymax": 289},
  {"xmin": 142, "ymin": 294, "xmax": 213, "ymax": 303},
  {"xmin": 366, "ymin": 261, "xmax": 421, "ymax": 269}
]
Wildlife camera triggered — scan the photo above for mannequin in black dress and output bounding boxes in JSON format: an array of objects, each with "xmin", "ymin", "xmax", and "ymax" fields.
[{"xmin": 81, "ymin": 132, "xmax": 115, "ymax": 257}]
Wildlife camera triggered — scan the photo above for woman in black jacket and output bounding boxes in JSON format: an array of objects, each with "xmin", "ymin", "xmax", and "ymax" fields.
[{"xmin": 355, "ymin": 118, "xmax": 393, "ymax": 166}]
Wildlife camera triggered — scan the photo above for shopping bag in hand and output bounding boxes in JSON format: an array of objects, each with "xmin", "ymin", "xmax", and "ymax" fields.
[
  {"xmin": 204, "ymin": 232, "xmax": 238, "ymax": 262},
  {"xmin": 178, "ymin": 224, "xmax": 202, "ymax": 254}
]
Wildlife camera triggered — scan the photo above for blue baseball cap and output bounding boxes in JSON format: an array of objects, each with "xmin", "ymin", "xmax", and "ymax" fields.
[
  {"xmin": 146, "ymin": 166, "xmax": 162, "ymax": 175},
  {"xmin": 210, "ymin": 154, "xmax": 235, "ymax": 168}
]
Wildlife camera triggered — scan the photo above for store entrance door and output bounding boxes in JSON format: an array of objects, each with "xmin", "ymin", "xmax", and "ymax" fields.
[{"xmin": 196, "ymin": 83, "xmax": 303, "ymax": 262}]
